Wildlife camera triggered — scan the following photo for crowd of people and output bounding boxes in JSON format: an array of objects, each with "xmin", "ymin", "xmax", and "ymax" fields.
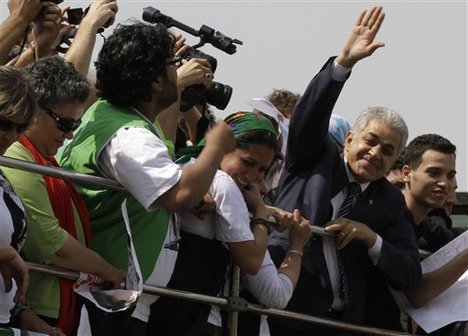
[{"xmin": 0, "ymin": 1, "xmax": 466, "ymax": 336}]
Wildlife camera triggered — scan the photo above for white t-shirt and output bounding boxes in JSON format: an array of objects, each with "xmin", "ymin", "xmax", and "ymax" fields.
[
  {"xmin": 99, "ymin": 126, "xmax": 181, "ymax": 323},
  {"xmin": 180, "ymin": 168, "xmax": 292, "ymax": 334},
  {"xmin": 100, "ymin": 126, "xmax": 182, "ymax": 211},
  {"xmin": 0, "ymin": 173, "xmax": 27, "ymax": 323}
]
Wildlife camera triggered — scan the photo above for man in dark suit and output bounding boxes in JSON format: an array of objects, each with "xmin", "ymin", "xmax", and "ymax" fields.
[{"xmin": 268, "ymin": 6, "xmax": 421, "ymax": 335}]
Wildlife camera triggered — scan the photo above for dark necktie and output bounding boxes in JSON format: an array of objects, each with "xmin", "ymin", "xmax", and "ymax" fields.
[
  {"xmin": 337, "ymin": 182, "xmax": 362, "ymax": 218},
  {"xmin": 336, "ymin": 181, "xmax": 362, "ymax": 304}
]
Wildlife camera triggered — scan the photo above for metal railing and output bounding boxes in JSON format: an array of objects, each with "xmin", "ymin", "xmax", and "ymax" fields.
[
  {"xmin": 1, "ymin": 155, "xmax": 418, "ymax": 336},
  {"xmin": 27, "ymin": 263, "xmax": 413, "ymax": 336}
]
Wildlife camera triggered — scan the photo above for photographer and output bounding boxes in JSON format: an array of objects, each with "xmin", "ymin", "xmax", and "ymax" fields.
[{"xmin": 59, "ymin": 21, "xmax": 235, "ymax": 335}]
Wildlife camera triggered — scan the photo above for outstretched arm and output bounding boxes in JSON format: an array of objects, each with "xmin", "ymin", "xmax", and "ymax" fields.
[
  {"xmin": 65, "ymin": 0, "xmax": 118, "ymax": 75},
  {"xmin": 0, "ymin": 0, "xmax": 42, "ymax": 64},
  {"xmin": 287, "ymin": 6, "xmax": 386, "ymax": 168}
]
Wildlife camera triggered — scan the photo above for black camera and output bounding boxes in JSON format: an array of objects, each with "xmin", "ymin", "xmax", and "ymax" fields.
[
  {"xmin": 141, "ymin": 7, "xmax": 241, "ymax": 111},
  {"xmin": 180, "ymin": 47, "xmax": 232, "ymax": 112}
]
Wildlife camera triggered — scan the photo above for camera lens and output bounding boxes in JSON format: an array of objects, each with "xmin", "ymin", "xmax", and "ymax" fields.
[{"xmin": 206, "ymin": 82, "xmax": 232, "ymax": 110}]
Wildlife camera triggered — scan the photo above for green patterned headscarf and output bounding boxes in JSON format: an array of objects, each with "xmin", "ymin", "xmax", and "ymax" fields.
[
  {"xmin": 224, "ymin": 111, "xmax": 277, "ymax": 137},
  {"xmin": 176, "ymin": 111, "xmax": 277, "ymax": 163}
]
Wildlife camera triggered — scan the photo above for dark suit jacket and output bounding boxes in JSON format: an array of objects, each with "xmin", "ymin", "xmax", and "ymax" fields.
[{"xmin": 269, "ymin": 57, "xmax": 421, "ymax": 335}]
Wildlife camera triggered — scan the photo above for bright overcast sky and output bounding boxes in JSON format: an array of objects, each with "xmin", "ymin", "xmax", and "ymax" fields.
[{"xmin": 1, "ymin": 1, "xmax": 467, "ymax": 190}]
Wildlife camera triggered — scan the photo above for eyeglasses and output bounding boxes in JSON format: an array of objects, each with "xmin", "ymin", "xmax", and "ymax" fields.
[
  {"xmin": 42, "ymin": 105, "xmax": 82, "ymax": 133},
  {"xmin": 166, "ymin": 56, "xmax": 183, "ymax": 67},
  {"xmin": 0, "ymin": 116, "xmax": 28, "ymax": 133}
]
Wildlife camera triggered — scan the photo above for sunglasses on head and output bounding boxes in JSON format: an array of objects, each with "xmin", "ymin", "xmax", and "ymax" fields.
[
  {"xmin": 0, "ymin": 116, "xmax": 29, "ymax": 133},
  {"xmin": 42, "ymin": 105, "xmax": 81, "ymax": 133}
]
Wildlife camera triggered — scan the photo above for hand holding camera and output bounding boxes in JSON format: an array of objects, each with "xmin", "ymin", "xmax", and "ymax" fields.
[
  {"xmin": 31, "ymin": 2, "xmax": 69, "ymax": 56},
  {"xmin": 79, "ymin": 0, "xmax": 118, "ymax": 31},
  {"xmin": 177, "ymin": 58, "xmax": 213, "ymax": 92}
]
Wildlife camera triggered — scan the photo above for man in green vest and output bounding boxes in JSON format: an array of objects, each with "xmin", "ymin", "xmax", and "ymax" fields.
[{"xmin": 60, "ymin": 21, "xmax": 235, "ymax": 335}]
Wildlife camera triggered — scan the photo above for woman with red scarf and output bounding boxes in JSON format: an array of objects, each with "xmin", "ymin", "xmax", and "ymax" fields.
[{"xmin": 2, "ymin": 56, "xmax": 126, "ymax": 335}]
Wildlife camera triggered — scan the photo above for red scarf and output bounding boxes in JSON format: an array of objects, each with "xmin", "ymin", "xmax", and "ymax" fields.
[{"xmin": 20, "ymin": 135, "xmax": 91, "ymax": 335}]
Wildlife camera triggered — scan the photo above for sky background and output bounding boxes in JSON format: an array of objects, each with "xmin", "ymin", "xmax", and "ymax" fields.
[{"xmin": 1, "ymin": 1, "xmax": 467, "ymax": 190}]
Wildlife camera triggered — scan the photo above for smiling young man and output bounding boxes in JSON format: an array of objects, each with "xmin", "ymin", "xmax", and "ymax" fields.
[
  {"xmin": 399, "ymin": 135, "xmax": 467, "ymax": 336},
  {"xmin": 402, "ymin": 134, "xmax": 457, "ymax": 226},
  {"xmin": 364, "ymin": 134, "xmax": 467, "ymax": 333}
]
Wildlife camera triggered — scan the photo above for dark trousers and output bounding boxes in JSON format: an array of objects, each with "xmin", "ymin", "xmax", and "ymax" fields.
[{"xmin": 83, "ymin": 298, "xmax": 145, "ymax": 336}]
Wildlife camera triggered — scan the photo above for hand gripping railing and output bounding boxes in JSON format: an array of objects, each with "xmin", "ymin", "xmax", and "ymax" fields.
[{"xmin": 2, "ymin": 156, "xmax": 419, "ymax": 336}]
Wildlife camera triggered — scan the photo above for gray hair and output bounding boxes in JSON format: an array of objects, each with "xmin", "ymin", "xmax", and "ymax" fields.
[
  {"xmin": 351, "ymin": 106, "xmax": 408, "ymax": 154},
  {"xmin": 25, "ymin": 55, "xmax": 90, "ymax": 108}
]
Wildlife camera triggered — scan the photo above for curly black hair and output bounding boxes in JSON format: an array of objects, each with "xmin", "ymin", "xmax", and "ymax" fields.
[{"xmin": 95, "ymin": 21, "xmax": 174, "ymax": 107}]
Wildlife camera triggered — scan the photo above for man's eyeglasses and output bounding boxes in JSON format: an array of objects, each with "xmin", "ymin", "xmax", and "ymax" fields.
[
  {"xmin": 0, "ymin": 116, "xmax": 28, "ymax": 133},
  {"xmin": 42, "ymin": 105, "xmax": 81, "ymax": 133},
  {"xmin": 166, "ymin": 56, "xmax": 183, "ymax": 67}
]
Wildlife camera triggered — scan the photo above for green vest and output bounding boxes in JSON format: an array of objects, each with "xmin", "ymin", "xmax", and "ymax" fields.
[{"xmin": 59, "ymin": 99, "xmax": 171, "ymax": 280}]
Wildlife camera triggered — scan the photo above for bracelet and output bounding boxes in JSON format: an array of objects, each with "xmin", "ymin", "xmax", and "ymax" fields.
[
  {"xmin": 250, "ymin": 218, "xmax": 272, "ymax": 234},
  {"xmin": 287, "ymin": 249, "xmax": 303, "ymax": 258}
]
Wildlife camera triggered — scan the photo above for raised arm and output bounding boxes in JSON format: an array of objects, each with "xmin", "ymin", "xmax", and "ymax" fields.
[
  {"xmin": 64, "ymin": 0, "xmax": 118, "ymax": 75},
  {"xmin": 0, "ymin": 0, "xmax": 42, "ymax": 64},
  {"xmin": 287, "ymin": 6, "xmax": 385, "ymax": 169},
  {"xmin": 13, "ymin": 3, "xmax": 65, "ymax": 68}
]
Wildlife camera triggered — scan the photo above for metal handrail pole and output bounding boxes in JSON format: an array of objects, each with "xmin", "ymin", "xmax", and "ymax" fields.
[
  {"xmin": 26, "ymin": 262, "xmax": 415, "ymax": 336},
  {"xmin": 0, "ymin": 156, "xmax": 124, "ymax": 192},
  {"xmin": 142, "ymin": 284, "xmax": 227, "ymax": 307},
  {"xmin": 26, "ymin": 262, "xmax": 228, "ymax": 307},
  {"xmin": 26, "ymin": 262, "xmax": 79, "ymax": 281},
  {"xmin": 227, "ymin": 263, "xmax": 240, "ymax": 336},
  {"xmin": 245, "ymin": 304, "xmax": 415, "ymax": 336}
]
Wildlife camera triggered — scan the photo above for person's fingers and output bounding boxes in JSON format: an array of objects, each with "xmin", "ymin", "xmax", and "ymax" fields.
[
  {"xmin": 370, "ymin": 12, "xmax": 385, "ymax": 35},
  {"xmin": 293, "ymin": 209, "xmax": 301, "ymax": 222},
  {"xmin": 354, "ymin": 9, "xmax": 366, "ymax": 26},
  {"xmin": 175, "ymin": 44, "xmax": 188, "ymax": 57},
  {"xmin": 324, "ymin": 223, "xmax": 343, "ymax": 232},
  {"xmin": 366, "ymin": 6, "xmax": 382, "ymax": 28},
  {"xmin": 361, "ymin": 6, "xmax": 376, "ymax": 26},
  {"xmin": 336, "ymin": 232, "xmax": 353, "ymax": 250}
]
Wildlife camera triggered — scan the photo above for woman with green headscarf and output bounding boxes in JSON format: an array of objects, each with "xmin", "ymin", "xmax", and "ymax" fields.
[{"xmin": 147, "ymin": 111, "xmax": 310, "ymax": 336}]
